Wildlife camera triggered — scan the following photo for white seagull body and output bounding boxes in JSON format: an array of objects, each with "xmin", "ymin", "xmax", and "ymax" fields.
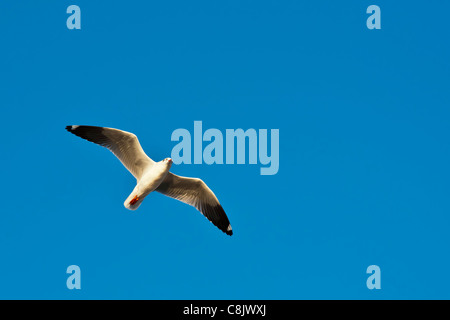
[{"xmin": 66, "ymin": 125, "xmax": 233, "ymax": 236}]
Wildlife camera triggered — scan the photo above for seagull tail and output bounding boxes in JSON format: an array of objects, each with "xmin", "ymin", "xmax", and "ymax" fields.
[{"xmin": 124, "ymin": 190, "xmax": 144, "ymax": 211}]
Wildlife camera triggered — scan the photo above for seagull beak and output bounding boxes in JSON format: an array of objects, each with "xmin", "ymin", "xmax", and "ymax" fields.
[{"xmin": 168, "ymin": 158, "xmax": 173, "ymax": 164}]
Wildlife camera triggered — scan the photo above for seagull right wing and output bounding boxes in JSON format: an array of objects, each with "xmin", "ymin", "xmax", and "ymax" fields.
[
  {"xmin": 66, "ymin": 125, "xmax": 154, "ymax": 181},
  {"xmin": 156, "ymin": 173, "xmax": 233, "ymax": 236}
]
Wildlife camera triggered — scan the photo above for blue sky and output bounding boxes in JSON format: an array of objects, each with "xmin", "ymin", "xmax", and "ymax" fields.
[{"xmin": 0, "ymin": 1, "xmax": 449, "ymax": 299}]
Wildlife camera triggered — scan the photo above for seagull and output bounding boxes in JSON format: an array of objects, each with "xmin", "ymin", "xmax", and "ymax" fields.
[{"xmin": 65, "ymin": 125, "xmax": 233, "ymax": 236}]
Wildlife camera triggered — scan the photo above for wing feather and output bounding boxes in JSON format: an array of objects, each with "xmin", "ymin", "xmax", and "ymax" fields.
[
  {"xmin": 66, "ymin": 125, "xmax": 154, "ymax": 180},
  {"xmin": 156, "ymin": 173, "xmax": 233, "ymax": 236}
]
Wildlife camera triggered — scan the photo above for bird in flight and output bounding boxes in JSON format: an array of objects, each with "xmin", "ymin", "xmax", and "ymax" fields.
[{"xmin": 66, "ymin": 125, "xmax": 233, "ymax": 236}]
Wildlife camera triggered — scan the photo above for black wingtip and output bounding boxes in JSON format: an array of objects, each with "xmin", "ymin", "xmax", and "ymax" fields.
[
  {"xmin": 225, "ymin": 224, "xmax": 233, "ymax": 236},
  {"xmin": 66, "ymin": 125, "xmax": 75, "ymax": 132}
]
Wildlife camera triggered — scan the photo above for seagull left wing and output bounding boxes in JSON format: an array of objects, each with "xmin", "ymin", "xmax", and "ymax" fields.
[
  {"xmin": 66, "ymin": 125, "xmax": 154, "ymax": 181},
  {"xmin": 156, "ymin": 173, "xmax": 233, "ymax": 236}
]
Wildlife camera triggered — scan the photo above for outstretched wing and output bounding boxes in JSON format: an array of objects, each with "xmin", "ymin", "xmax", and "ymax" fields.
[
  {"xmin": 156, "ymin": 173, "xmax": 233, "ymax": 236},
  {"xmin": 66, "ymin": 125, "xmax": 154, "ymax": 181}
]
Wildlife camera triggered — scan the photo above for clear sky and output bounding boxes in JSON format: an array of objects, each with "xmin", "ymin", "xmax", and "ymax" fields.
[{"xmin": 0, "ymin": 1, "xmax": 449, "ymax": 299}]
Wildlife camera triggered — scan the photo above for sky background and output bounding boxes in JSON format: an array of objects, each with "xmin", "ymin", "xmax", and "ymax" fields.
[{"xmin": 0, "ymin": 1, "xmax": 449, "ymax": 299}]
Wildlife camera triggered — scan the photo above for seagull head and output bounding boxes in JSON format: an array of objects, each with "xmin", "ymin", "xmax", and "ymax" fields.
[{"xmin": 163, "ymin": 157, "xmax": 173, "ymax": 168}]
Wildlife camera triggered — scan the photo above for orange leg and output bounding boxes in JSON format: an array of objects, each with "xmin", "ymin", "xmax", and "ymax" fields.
[{"xmin": 129, "ymin": 195, "xmax": 139, "ymax": 205}]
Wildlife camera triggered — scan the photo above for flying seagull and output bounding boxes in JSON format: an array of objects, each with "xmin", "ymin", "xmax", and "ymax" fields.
[{"xmin": 65, "ymin": 125, "xmax": 233, "ymax": 236}]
